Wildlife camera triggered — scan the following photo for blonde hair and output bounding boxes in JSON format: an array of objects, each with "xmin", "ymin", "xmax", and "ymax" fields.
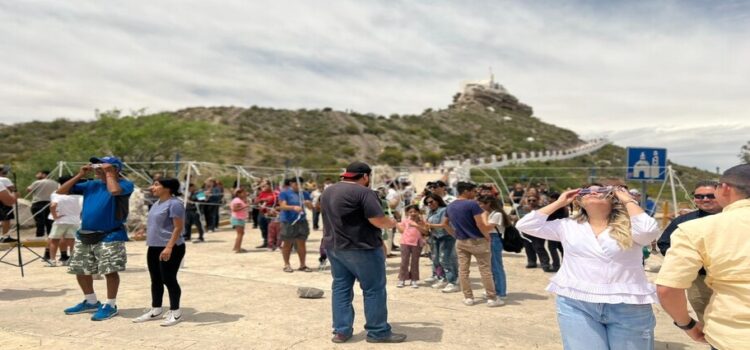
[{"xmin": 574, "ymin": 189, "xmax": 633, "ymax": 250}]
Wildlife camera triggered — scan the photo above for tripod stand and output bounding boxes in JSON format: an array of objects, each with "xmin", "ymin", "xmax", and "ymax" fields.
[{"xmin": 0, "ymin": 170, "xmax": 45, "ymax": 277}]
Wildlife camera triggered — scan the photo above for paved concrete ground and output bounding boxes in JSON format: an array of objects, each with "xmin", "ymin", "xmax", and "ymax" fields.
[{"xmin": 1, "ymin": 225, "xmax": 703, "ymax": 350}]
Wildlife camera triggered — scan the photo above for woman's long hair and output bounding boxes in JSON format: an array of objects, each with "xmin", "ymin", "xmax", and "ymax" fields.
[
  {"xmin": 477, "ymin": 195, "xmax": 513, "ymax": 228},
  {"xmin": 422, "ymin": 192, "xmax": 447, "ymax": 208},
  {"xmin": 573, "ymin": 183, "xmax": 632, "ymax": 249}
]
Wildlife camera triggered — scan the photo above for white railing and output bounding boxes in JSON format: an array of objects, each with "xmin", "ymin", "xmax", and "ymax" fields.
[{"xmin": 441, "ymin": 138, "xmax": 611, "ymax": 180}]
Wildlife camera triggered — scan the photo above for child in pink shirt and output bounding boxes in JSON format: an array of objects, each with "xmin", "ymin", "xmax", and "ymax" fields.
[
  {"xmin": 231, "ymin": 188, "xmax": 250, "ymax": 253},
  {"xmin": 397, "ymin": 205, "xmax": 428, "ymax": 288}
]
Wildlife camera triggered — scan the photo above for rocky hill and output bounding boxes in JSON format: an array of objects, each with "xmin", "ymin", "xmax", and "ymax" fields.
[
  {"xmin": 1, "ymin": 81, "xmax": 715, "ymax": 192},
  {"xmin": 2, "ymin": 84, "xmax": 580, "ymax": 170}
]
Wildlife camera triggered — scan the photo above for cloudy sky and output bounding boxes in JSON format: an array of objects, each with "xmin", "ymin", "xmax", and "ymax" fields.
[{"xmin": 2, "ymin": 1, "xmax": 748, "ymax": 171}]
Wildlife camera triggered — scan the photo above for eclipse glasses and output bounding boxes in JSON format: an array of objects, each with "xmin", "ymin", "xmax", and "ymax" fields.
[{"xmin": 577, "ymin": 186, "xmax": 616, "ymax": 199}]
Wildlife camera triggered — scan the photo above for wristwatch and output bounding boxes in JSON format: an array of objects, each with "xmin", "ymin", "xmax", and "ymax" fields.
[{"xmin": 674, "ymin": 318, "xmax": 697, "ymax": 330}]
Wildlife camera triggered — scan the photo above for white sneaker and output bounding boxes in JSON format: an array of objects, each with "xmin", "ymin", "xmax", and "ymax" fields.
[
  {"xmin": 463, "ymin": 298, "xmax": 475, "ymax": 306},
  {"xmin": 441, "ymin": 283, "xmax": 460, "ymax": 293},
  {"xmin": 162, "ymin": 310, "xmax": 172, "ymax": 319},
  {"xmin": 161, "ymin": 310, "xmax": 182, "ymax": 327},
  {"xmin": 410, "ymin": 281, "xmax": 419, "ymax": 289},
  {"xmin": 396, "ymin": 280, "xmax": 405, "ymax": 288},
  {"xmin": 132, "ymin": 309, "xmax": 162, "ymax": 323},
  {"xmin": 424, "ymin": 276, "xmax": 438, "ymax": 283},
  {"xmin": 432, "ymin": 281, "xmax": 448, "ymax": 289},
  {"xmin": 44, "ymin": 260, "xmax": 57, "ymax": 267},
  {"xmin": 487, "ymin": 298, "xmax": 505, "ymax": 307}
]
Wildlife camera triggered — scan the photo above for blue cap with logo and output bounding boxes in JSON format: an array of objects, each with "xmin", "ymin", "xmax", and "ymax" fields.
[{"xmin": 90, "ymin": 156, "xmax": 124, "ymax": 171}]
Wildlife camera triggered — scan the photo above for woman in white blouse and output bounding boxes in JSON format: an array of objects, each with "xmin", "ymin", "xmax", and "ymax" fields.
[{"xmin": 515, "ymin": 184, "xmax": 661, "ymax": 350}]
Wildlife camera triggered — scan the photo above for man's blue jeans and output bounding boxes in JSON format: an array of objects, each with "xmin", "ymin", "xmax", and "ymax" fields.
[
  {"xmin": 490, "ymin": 233, "xmax": 507, "ymax": 297},
  {"xmin": 432, "ymin": 235, "xmax": 457, "ymax": 284},
  {"xmin": 328, "ymin": 248, "xmax": 392, "ymax": 339},
  {"xmin": 556, "ymin": 296, "xmax": 655, "ymax": 350}
]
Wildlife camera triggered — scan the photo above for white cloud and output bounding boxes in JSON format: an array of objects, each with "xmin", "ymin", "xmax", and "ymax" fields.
[
  {"xmin": 2, "ymin": 0, "xmax": 748, "ymax": 167},
  {"xmin": 584, "ymin": 124, "xmax": 749, "ymax": 172}
]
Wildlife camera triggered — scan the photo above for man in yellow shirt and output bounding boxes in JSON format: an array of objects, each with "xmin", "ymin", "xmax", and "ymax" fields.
[{"xmin": 656, "ymin": 164, "xmax": 750, "ymax": 350}]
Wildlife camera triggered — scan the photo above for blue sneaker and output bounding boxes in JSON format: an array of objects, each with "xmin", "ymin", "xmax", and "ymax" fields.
[
  {"xmin": 64, "ymin": 300, "xmax": 101, "ymax": 315},
  {"xmin": 91, "ymin": 304, "xmax": 118, "ymax": 321}
]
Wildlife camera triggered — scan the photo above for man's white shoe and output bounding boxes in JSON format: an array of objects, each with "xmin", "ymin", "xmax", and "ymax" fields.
[
  {"xmin": 161, "ymin": 311, "xmax": 182, "ymax": 327},
  {"xmin": 132, "ymin": 310, "xmax": 162, "ymax": 323},
  {"xmin": 487, "ymin": 298, "xmax": 505, "ymax": 307},
  {"xmin": 463, "ymin": 298, "xmax": 475, "ymax": 306},
  {"xmin": 441, "ymin": 283, "xmax": 460, "ymax": 293},
  {"xmin": 432, "ymin": 281, "xmax": 448, "ymax": 289},
  {"xmin": 424, "ymin": 276, "xmax": 438, "ymax": 283}
]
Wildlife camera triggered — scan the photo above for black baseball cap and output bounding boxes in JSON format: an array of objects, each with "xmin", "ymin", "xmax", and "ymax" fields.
[
  {"xmin": 435, "ymin": 180, "xmax": 447, "ymax": 187},
  {"xmin": 340, "ymin": 161, "xmax": 372, "ymax": 178}
]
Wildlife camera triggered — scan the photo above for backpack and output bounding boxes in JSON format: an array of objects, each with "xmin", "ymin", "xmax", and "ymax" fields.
[{"xmin": 501, "ymin": 225, "xmax": 524, "ymax": 253}]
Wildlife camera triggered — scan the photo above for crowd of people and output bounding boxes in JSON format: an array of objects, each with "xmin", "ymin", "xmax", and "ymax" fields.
[{"xmin": 0, "ymin": 158, "xmax": 748, "ymax": 349}]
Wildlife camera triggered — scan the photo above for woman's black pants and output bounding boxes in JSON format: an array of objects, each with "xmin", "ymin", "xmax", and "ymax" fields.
[{"xmin": 147, "ymin": 244, "xmax": 186, "ymax": 310}]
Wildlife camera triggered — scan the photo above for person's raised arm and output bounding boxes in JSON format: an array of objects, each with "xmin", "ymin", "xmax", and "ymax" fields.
[
  {"xmin": 515, "ymin": 188, "xmax": 578, "ymax": 241},
  {"xmin": 538, "ymin": 188, "xmax": 579, "ymax": 216},
  {"xmin": 101, "ymin": 164, "xmax": 123, "ymax": 195},
  {"xmin": 613, "ymin": 187, "xmax": 645, "ymax": 217},
  {"xmin": 57, "ymin": 165, "xmax": 91, "ymax": 195}
]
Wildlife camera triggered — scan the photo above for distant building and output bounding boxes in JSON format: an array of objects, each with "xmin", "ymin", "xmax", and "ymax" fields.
[
  {"xmin": 632, "ymin": 151, "xmax": 661, "ymax": 178},
  {"xmin": 461, "ymin": 72, "xmax": 508, "ymax": 95}
]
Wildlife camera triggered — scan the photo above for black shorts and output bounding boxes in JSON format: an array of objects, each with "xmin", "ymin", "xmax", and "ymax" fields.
[
  {"xmin": 280, "ymin": 221, "xmax": 310, "ymax": 241},
  {"xmin": 0, "ymin": 204, "xmax": 14, "ymax": 221}
]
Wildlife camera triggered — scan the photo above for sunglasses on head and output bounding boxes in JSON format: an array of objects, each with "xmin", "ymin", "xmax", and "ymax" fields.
[{"xmin": 694, "ymin": 194, "xmax": 715, "ymax": 200}]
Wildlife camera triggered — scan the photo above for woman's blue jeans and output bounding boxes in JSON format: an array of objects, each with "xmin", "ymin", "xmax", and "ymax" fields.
[
  {"xmin": 556, "ymin": 296, "xmax": 655, "ymax": 350},
  {"xmin": 490, "ymin": 233, "xmax": 507, "ymax": 297},
  {"xmin": 328, "ymin": 248, "xmax": 392, "ymax": 340},
  {"xmin": 432, "ymin": 235, "xmax": 457, "ymax": 284}
]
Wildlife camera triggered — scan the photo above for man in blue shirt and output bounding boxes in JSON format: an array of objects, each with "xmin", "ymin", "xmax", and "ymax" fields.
[
  {"xmin": 278, "ymin": 177, "xmax": 313, "ymax": 272},
  {"xmin": 57, "ymin": 156, "xmax": 134, "ymax": 321},
  {"xmin": 445, "ymin": 181, "xmax": 504, "ymax": 307}
]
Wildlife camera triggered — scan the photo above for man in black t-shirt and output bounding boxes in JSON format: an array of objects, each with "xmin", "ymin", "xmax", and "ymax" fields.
[{"xmin": 320, "ymin": 161, "xmax": 406, "ymax": 344}]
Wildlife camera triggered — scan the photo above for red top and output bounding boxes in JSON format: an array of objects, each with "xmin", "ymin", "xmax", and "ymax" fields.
[{"xmin": 255, "ymin": 191, "xmax": 276, "ymax": 214}]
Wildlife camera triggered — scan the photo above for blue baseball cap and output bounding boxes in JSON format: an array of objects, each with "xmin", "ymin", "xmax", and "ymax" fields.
[{"xmin": 90, "ymin": 156, "xmax": 123, "ymax": 170}]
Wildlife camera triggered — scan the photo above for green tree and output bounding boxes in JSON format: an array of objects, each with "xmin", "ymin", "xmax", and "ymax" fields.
[
  {"xmin": 741, "ymin": 141, "xmax": 750, "ymax": 164},
  {"xmin": 378, "ymin": 146, "xmax": 404, "ymax": 166},
  {"xmin": 14, "ymin": 110, "xmax": 228, "ymax": 189}
]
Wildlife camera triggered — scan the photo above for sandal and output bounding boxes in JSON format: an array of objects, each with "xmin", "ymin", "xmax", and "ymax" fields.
[
  {"xmin": 298, "ymin": 266, "xmax": 313, "ymax": 272},
  {"xmin": 283, "ymin": 266, "xmax": 294, "ymax": 273}
]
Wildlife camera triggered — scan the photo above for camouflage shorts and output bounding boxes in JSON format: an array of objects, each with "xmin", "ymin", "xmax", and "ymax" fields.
[{"xmin": 68, "ymin": 240, "xmax": 127, "ymax": 275}]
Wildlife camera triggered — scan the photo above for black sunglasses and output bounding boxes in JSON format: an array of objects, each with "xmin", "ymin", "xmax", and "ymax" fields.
[
  {"xmin": 426, "ymin": 200, "xmax": 435, "ymax": 204},
  {"xmin": 694, "ymin": 194, "xmax": 715, "ymax": 200}
]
